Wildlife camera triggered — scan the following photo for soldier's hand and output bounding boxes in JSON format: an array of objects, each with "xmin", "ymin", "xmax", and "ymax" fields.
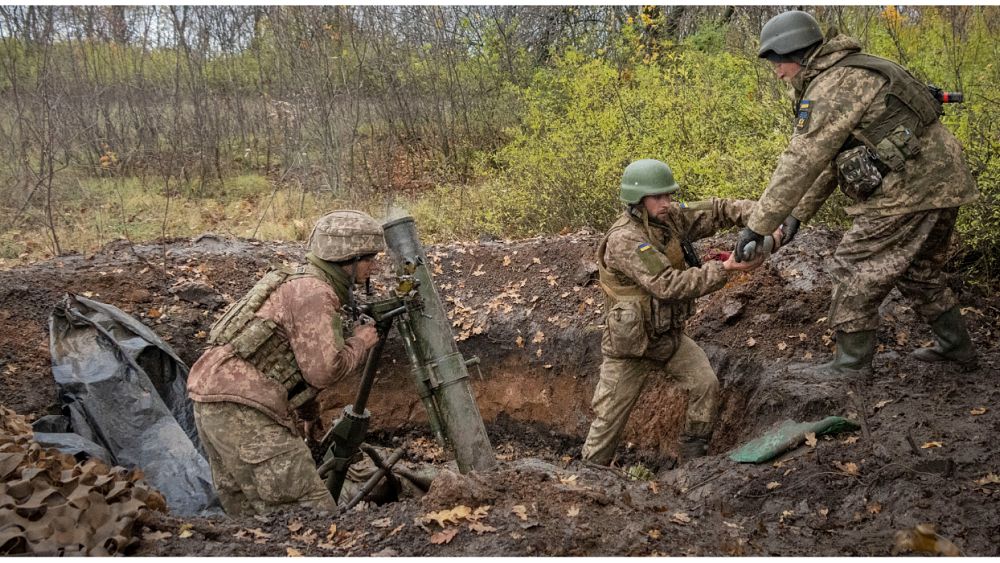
[
  {"xmin": 354, "ymin": 324, "xmax": 379, "ymax": 349},
  {"xmin": 723, "ymin": 252, "xmax": 763, "ymax": 271},
  {"xmin": 779, "ymin": 216, "xmax": 800, "ymax": 246},
  {"xmin": 734, "ymin": 227, "xmax": 765, "ymax": 262}
]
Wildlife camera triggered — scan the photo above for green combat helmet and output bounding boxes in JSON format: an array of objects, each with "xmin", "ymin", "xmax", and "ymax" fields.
[
  {"xmin": 758, "ymin": 10, "xmax": 823, "ymax": 59},
  {"xmin": 308, "ymin": 210, "xmax": 385, "ymax": 262},
  {"xmin": 620, "ymin": 159, "xmax": 680, "ymax": 204}
]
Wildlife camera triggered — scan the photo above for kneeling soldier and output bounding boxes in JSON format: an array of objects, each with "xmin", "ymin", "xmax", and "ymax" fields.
[
  {"xmin": 187, "ymin": 210, "xmax": 382, "ymax": 516},
  {"xmin": 582, "ymin": 159, "xmax": 772, "ymax": 465}
]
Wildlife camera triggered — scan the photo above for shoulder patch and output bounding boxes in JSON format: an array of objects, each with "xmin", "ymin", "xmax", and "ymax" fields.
[
  {"xmin": 677, "ymin": 200, "xmax": 713, "ymax": 211},
  {"xmin": 795, "ymin": 99, "xmax": 813, "ymax": 132},
  {"xmin": 636, "ymin": 242, "xmax": 666, "ymax": 275}
]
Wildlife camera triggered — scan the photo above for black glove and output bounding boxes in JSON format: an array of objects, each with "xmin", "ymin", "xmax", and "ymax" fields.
[
  {"xmin": 780, "ymin": 216, "xmax": 801, "ymax": 247},
  {"xmin": 734, "ymin": 227, "xmax": 765, "ymax": 262}
]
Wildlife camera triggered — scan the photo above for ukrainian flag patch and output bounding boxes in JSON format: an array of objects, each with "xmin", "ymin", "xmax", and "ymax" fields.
[
  {"xmin": 638, "ymin": 242, "xmax": 652, "ymax": 252},
  {"xmin": 795, "ymin": 99, "xmax": 812, "ymax": 132}
]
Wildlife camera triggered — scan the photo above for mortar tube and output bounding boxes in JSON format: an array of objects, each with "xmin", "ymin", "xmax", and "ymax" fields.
[
  {"xmin": 382, "ymin": 216, "xmax": 496, "ymax": 472},
  {"xmin": 395, "ymin": 316, "xmax": 448, "ymax": 445}
]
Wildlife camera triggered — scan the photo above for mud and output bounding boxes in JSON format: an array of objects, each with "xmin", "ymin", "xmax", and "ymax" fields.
[{"xmin": 1, "ymin": 227, "xmax": 998, "ymax": 556}]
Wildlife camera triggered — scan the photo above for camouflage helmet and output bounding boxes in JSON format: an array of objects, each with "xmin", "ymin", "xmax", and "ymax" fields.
[
  {"xmin": 620, "ymin": 159, "xmax": 680, "ymax": 204},
  {"xmin": 308, "ymin": 210, "xmax": 385, "ymax": 262},
  {"xmin": 758, "ymin": 10, "xmax": 823, "ymax": 59}
]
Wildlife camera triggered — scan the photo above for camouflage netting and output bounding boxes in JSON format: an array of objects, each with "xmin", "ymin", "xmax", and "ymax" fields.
[{"xmin": 0, "ymin": 406, "xmax": 167, "ymax": 555}]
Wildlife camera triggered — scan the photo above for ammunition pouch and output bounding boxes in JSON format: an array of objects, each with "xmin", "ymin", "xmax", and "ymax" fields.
[
  {"xmin": 604, "ymin": 298, "xmax": 650, "ymax": 358},
  {"xmin": 835, "ymin": 145, "xmax": 883, "ymax": 202}
]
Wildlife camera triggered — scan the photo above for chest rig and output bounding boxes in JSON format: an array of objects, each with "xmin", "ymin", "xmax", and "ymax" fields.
[
  {"xmin": 208, "ymin": 266, "xmax": 337, "ymax": 409},
  {"xmin": 597, "ymin": 210, "xmax": 701, "ymax": 337}
]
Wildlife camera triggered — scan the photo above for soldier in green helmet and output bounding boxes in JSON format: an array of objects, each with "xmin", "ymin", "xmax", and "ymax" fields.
[
  {"xmin": 736, "ymin": 10, "xmax": 980, "ymax": 379},
  {"xmin": 187, "ymin": 210, "xmax": 383, "ymax": 516},
  {"xmin": 581, "ymin": 159, "xmax": 780, "ymax": 466}
]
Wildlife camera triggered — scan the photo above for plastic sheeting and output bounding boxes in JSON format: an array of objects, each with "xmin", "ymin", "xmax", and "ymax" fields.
[
  {"xmin": 728, "ymin": 416, "xmax": 860, "ymax": 463},
  {"xmin": 44, "ymin": 293, "xmax": 219, "ymax": 515}
]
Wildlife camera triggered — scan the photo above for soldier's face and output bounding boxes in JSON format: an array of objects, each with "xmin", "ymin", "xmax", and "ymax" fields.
[
  {"xmin": 771, "ymin": 61, "xmax": 802, "ymax": 82},
  {"xmin": 641, "ymin": 193, "xmax": 673, "ymax": 220},
  {"xmin": 352, "ymin": 257, "xmax": 378, "ymax": 283}
]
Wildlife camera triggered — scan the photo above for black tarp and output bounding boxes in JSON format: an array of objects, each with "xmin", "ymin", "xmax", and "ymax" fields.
[{"xmin": 44, "ymin": 293, "xmax": 219, "ymax": 515}]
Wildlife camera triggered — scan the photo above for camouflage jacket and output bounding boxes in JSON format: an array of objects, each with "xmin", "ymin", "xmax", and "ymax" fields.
[
  {"xmin": 598, "ymin": 199, "xmax": 755, "ymax": 360},
  {"xmin": 747, "ymin": 35, "xmax": 979, "ymax": 235},
  {"xmin": 187, "ymin": 263, "xmax": 370, "ymax": 433}
]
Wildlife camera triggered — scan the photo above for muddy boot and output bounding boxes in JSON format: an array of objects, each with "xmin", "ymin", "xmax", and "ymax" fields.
[
  {"xmin": 812, "ymin": 330, "xmax": 876, "ymax": 379},
  {"xmin": 911, "ymin": 306, "xmax": 979, "ymax": 371},
  {"xmin": 677, "ymin": 434, "xmax": 709, "ymax": 464}
]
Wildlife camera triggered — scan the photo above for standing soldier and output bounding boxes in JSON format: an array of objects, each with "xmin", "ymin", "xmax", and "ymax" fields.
[
  {"xmin": 582, "ymin": 159, "xmax": 772, "ymax": 466},
  {"xmin": 735, "ymin": 11, "xmax": 980, "ymax": 377},
  {"xmin": 187, "ymin": 210, "xmax": 383, "ymax": 516}
]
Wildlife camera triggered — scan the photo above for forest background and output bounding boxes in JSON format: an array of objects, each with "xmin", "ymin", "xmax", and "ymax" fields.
[{"xmin": 0, "ymin": 6, "xmax": 997, "ymax": 282}]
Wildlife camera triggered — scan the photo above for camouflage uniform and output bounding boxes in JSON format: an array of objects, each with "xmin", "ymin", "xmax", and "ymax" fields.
[
  {"xmin": 581, "ymin": 198, "xmax": 756, "ymax": 465},
  {"xmin": 747, "ymin": 35, "xmax": 979, "ymax": 333},
  {"xmin": 188, "ymin": 211, "xmax": 381, "ymax": 516}
]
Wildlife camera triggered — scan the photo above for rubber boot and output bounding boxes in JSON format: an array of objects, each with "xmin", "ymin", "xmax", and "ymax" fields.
[
  {"xmin": 911, "ymin": 306, "xmax": 979, "ymax": 371},
  {"xmin": 677, "ymin": 434, "xmax": 709, "ymax": 464},
  {"xmin": 814, "ymin": 330, "xmax": 876, "ymax": 379}
]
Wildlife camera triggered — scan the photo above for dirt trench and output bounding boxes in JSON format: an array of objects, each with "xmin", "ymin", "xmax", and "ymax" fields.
[{"xmin": 1, "ymin": 228, "xmax": 998, "ymax": 556}]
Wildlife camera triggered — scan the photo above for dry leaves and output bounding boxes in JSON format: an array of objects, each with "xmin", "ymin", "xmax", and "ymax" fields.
[
  {"xmin": 287, "ymin": 520, "xmax": 303, "ymax": 533},
  {"xmin": 805, "ymin": 432, "xmax": 818, "ymax": 447},
  {"xmin": 291, "ymin": 528, "xmax": 317, "ymax": 545},
  {"xmin": 286, "ymin": 547, "xmax": 303, "ymax": 557},
  {"xmin": 515, "ymin": 335, "xmax": 524, "ymax": 348},
  {"xmin": 502, "ymin": 256, "xmax": 511, "ymax": 267},
  {"xmin": 969, "ymin": 407, "xmax": 987, "ymax": 416},
  {"xmin": 842, "ymin": 436, "xmax": 859, "ymax": 445},
  {"xmin": 178, "ymin": 523, "xmax": 194, "ymax": 539},
  {"xmin": 371, "ymin": 517, "xmax": 392, "ymax": 529},
  {"xmin": 766, "ymin": 481, "xmax": 781, "ymax": 490},
  {"xmin": 866, "ymin": 501, "xmax": 882, "ymax": 514},
  {"xmin": 974, "ymin": 473, "xmax": 1000, "ymax": 486},
  {"xmin": 430, "ymin": 528, "xmax": 459, "ymax": 545},
  {"xmin": 746, "ymin": 337, "xmax": 757, "ymax": 347},
  {"xmin": 420, "ymin": 505, "xmax": 490, "ymax": 528},
  {"xmin": 468, "ymin": 522, "xmax": 497, "ymax": 535},
  {"xmin": 143, "ymin": 530, "xmax": 172, "ymax": 541},
  {"xmin": 532, "ymin": 330, "xmax": 545, "ymax": 344},
  {"xmin": 511, "ymin": 505, "xmax": 528, "ymax": 521},
  {"xmin": 893, "ymin": 524, "xmax": 960, "ymax": 556},
  {"xmin": 777, "ymin": 341, "xmax": 788, "ymax": 351},
  {"xmin": 833, "ymin": 461, "xmax": 859, "ymax": 476},
  {"xmin": 670, "ymin": 512, "xmax": 692, "ymax": 525},
  {"xmin": 472, "ymin": 264, "xmax": 485, "ymax": 276},
  {"xmin": 874, "ymin": 399, "xmax": 892, "ymax": 410},
  {"xmin": 558, "ymin": 474, "xmax": 578, "ymax": 486},
  {"xmin": 566, "ymin": 505, "xmax": 580, "ymax": 518},
  {"xmin": 920, "ymin": 441, "xmax": 944, "ymax": 449},
  {"xmin": 648, "ymin": 529, "xmax": 661, "ymax": 539}
]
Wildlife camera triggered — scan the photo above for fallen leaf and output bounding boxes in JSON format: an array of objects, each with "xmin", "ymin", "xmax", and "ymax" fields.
[
  {"xmin": 842, "ymin": 436, "xmax": 859, "ymax": 445},
  {"xmin": 325, "ymin": 524, "xmax": 337, "ymax": 541},
  {"xmin": 777, "ymin": 341, "xmax": 788, "ymax": 351},
  {"xmin": 511, "ymin": 505, "xmax": 528, "ymax": 521},
  {"xmin": 818, "ymin": 507, "xmax": 830, "ymax": 517},
  {"xmin": 816, "ymin": 316, "xmax": 827, "ymax": 324},
  {"xmin": 803, "ymin": 351, "xmax": 814, "ymax": 360},
  {"xmin": 766, "ymin": 481, "xmax": 781, "ymax": 490},
  {"xmin": 468, "ymin": 506, "xmax": 491, "ymax": 522},
  {"xmin": 532, "ymin": 330, "xmax": 545, "ymax": 344},
  {"xmin": 288, "ymin": 520, "xmax": 303, "ymax": 533},
  {"xmin": 893, "ymin": 524, "xmax": 960, "ymax": 556},
  {"xmin": 670, "ymin": 512, "xmax": 691, "ymax": 524},
  {"xmin": 970, "ymin": 407, "xmax": 987, "ymax": 416},
  {"xmin": 649, "ymin": 481, "xmax": 659, "ymax": 494},
  {"xmin": 536, "ymin": 348, "xmax": 542, "ymax": 358},
  {"xmin": 430, "ymin": 528, "xmax": 459, "ymax": 545},
  {"xmin": 291, "ymin": 529, "xmax": 317, "ymax": 545},
  {"xmin": 920, "ymin": 441, "xmax": 944, "ymax": 449},
  {"xmin": 805, "ymin": 432, "xmax": 818, "ymax": 447},
  {"xmin": 286, "ymin": 547, "xmax": 303, "ymax": 557},
  {"xmin": 874, "ymin": 399, "xmax": 892, "ymax": 410},
  {"xmin": 746, "ymin": 337, "xmax": 756, "ymax": 347},
  {"xmin": 422, "ymin": 505, "xmax": 472, "ymax": 527},
  {"xmin": 503, "ymin": 256, "xmax": 511, "ymax": 266},
  {"xmin": 372, "ymin": 517, "xmax": 392, "ymax": 529},
  {"xmin": 558, "ymin": 474, "xmax": 578, "ymax": 486},
  {"xmin": 472, "ymin": 264, "xmax": 485, "ymax": 276},
  {"xmin": 147, "ymin": 308, "xmax": 162, "ymax": 318},
  {"xmin": 143, "ymin": 530, "xmax": 172, "ymax": 541},
  {"xmin": 974, "ymin": 473, "xmax": 1000, "ymax": 486},
  {"xmin": 515, "ymin": 336, "xmax": 524, "ymax": 348},
  {"xmin": 532, "ymin": 257, "xmax": 541, "ymax": 264},
  {"xmin": 798, "ymin": 332, "xmax": 807, "ymax": 341},
  {"xmin": 833, "ymin": 461, "xmax": 859, "ymax": 476},
  {"xmin": 389, "ymin": 524, "xmax": 406, "ymax": 537},
  {"xmin": 468, "ymin": 522, "xmax": 496, "ymax": 534},
  {"xmin": 867, "ymin": 501, "xmax": 882, "ymax": 514},
  {"xmin": 648, "ymin": 529, "xmax": 661, "ymax": 539},
  {"xmin": 566, "ymin": 504, "xmax": 580, "ymax": 517}
]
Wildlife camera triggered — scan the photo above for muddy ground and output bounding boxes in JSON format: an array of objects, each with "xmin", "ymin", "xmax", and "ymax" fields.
[{"xmin": 1, "ymin": 226, "xmax": 998, "ymax": 556}]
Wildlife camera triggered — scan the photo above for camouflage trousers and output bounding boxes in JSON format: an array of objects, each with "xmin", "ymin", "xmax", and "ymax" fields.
[
  {"xmin": 581, "ymin": 334, "xmax": 719, "ymax": 466},
  {"xmin": 193, "ymin": 401, "xmax": 336, "ymax": 516},
  {"xmin": 828, "ymin": 207, "xmax": 959, "ymax": 333}
]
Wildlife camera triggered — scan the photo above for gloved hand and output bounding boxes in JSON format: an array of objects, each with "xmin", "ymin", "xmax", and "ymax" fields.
[
  {"xmin": 734, "ymin": 227, "xmax": 765, "ymax": 262},
  {"xmin": 780, "ymin": 216, "xmax": 801, "ymax": 246}
]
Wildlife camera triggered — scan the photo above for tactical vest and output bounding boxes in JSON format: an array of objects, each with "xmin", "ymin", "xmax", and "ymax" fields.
[
  {"xmin": 823, "ymin": 53, "xmax": 943, "ymax": 172},
  {"xmin": 597, "ymin": 214, "xmax": 695, "ymax": 358},
  {"xmin": 208, "ymin": 266, "xmax": 325, "ymax": 410}
]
